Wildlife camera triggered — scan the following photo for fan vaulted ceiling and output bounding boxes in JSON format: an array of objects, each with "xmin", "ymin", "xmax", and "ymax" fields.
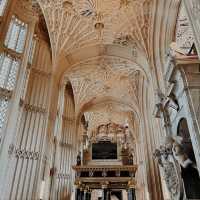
[
  {"xmin": 36, "ymin": 0, "xmax": 151, "ymax": 57},
  {"xmin": 26, "ymin": 0, "xmax": 182, "ymax": 130},
  {"xmin": 62, "ymin": 55, "xmax": 144, "ymax": 133}
]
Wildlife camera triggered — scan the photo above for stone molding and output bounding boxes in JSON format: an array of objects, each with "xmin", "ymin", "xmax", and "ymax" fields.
[
  {"xmin": 8, "ymin": 144, "xmax": 41, "ymax": 160},
  {"xmin": 154, "ymin": 145, "xmax": 184, "ymax": 200}
]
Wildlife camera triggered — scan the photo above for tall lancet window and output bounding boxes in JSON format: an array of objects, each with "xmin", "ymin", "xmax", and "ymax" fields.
[
  {"xmin": 0, "ymin": 15, "xmax": 27, "ymax": 140},
  {"xmin": 0, "ymin": 54, "xmax": 20, "ymax": 90},
  {"xmin": 0, "ymin": 0, "xmax": 8, "ymax": 16},
  {"xmin": 4, "ymin": 16, "xmax": 28, "ymax": 53}
]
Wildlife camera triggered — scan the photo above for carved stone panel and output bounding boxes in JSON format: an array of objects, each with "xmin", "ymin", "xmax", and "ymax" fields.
[{"xmin": 154, "ymin": 146, "xmax": 184, "ymax": 200}]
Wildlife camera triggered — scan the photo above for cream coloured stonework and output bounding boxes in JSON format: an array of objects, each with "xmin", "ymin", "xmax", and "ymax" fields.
[{"xmin": 0, "ymin": 0, "xmax": 199, "ymax": 200}]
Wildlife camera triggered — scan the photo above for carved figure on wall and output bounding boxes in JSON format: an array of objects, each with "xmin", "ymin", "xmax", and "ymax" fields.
[
  {"xmin": 165, "ymin": 136, "xmax": 196, "ymax": 169},
  {"xmin": 116, "ymin": 125, "xmax": 124, "ymax": 137},
  {"xmin": 94, "ymin": 123, "xmax": 132, "ymax": 145},
  {"xmin": 173, "ymin": 139, "xmax": 193, "ymax": 168},
  {"xmin": 98, "ymin": 124, "xmax": 107, "ymax": 136},
  {"xmin": 77, "ymin": 151, "xmax": 81, "ymax": 166},
  {"xmin": 83, "ymin": 149, "xmax": 90, "ymax": 165},
  {"xmin": 107, "ymin": 123, "xmax": 116, "ymax": 135},
  {"xmin": 121, "ymin": 147, "xmax": 129, "ymax": 165},
  {"xmin": 128, "ymin": 153, "xmax": 133, "ymax": 165},
  {"xmin": 168, "ymin": 93, "xmax": 180, "ymax": 111},
  {"xmin": 154, "ymin": 137, "xmax": 184, "ymax": 200}
]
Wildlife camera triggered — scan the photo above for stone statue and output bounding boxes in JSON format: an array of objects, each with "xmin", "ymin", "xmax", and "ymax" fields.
[
  {"xmin": 107, "ymin": 123, "xmax": 115, "ymax": 135},
  {"xmin": 98, "ymin": 125, "xmax": 107, "ymax": 136},
  {"xmin": 154, "ymin": 135, "xmax": 198, "ymax": 200},
  {"xmin": 164, "ymin": 136, "xmax": 196, "ymax": 169},
  {"xmin": 128, "ymin": 153, "xmax": 133, "ymax": 165},
  {"xmin": 76, "ymin": 151, "xmax": 81, "ymax": 166}
]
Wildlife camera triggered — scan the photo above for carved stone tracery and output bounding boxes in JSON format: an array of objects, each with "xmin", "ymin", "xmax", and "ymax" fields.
[
  {"xmin": 8, "ymin": 144, "xmax": 41, "ymax": 160},
  {"xmin": 34, "ymin": 0, "xmax": 152, "ymax": 56},
  {"xmin": 176, "ymin": 3, "xmax": 195, "ymax": 54},
  {"xmin": 154, "ymin": 139, "xmax": 184, "ymax": 200}
]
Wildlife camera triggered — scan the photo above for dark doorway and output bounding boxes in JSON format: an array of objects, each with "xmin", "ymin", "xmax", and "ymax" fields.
[{"xmin": 178, "ymin": 118, "xmax": 200, "ymax": 199}]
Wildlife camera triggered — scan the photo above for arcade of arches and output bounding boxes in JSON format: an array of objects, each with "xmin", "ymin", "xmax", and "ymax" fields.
[{"xmin": 0, "ymin": 0, "xmax": 200, "ymax": 200}]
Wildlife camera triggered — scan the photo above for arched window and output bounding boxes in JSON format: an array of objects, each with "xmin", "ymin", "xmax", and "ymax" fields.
[
  {"xmin": 0, "ymin": 15, "xmax": 28, "ymax": 141},
  {"xmin": 4, "ymin": 16, "xmax": 28, "ymax": 53},
  {"xmin": 0, "ymin": 0, "xmax": 8, "ymax": 16},
  {"xmin": 0, "ymin": 54, "xmax": 19, "ymax": 90},
  {"xmin": 175, "ymin": 3, "xmax": 195, "ymax": 55}
]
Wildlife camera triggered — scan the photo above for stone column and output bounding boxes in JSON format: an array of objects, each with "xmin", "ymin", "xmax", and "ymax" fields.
[
  {"xmin": 127, "ymin": 188, "xmax": 136, "ymax": 200},
  {"xmin": 84, "ymin": 189, "xmax": 92, "ymax": 200},
  {"xmin": 107, "ymin": 190, "xmax": 111, "ymax": 200},
  {"xmin": 122, "ymin": 190, "xmax": 128, "ymax": 200},
  {"xmin": 102, "ymin": 184, "xmax": 108, "ymax": 200},
  {"xmin": 87, "ymin": 190, "xmax": 91, "ymax": 200},
  {"xmin": 127, "ymin": 181, "xmax": 136, "ymax": 200},
  {"xmin": 75, "ymin": 186, "xmax": 80, "ymax": 200},
  {"xmin": 79, "ymin": 188, "xmax": 84, "ymax": 200},
  {"xmin": 83, "ymin": 189, "xmax": 88, "ymax": 200}
]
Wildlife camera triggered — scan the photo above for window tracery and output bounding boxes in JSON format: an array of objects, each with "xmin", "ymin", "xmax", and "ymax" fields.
[
  {"xmin": 0, "ymin": 97, "xmax": 8, "ymax": 135},
  {"xmin": 176, "ymin": 4, "xmax": 195, "ymax": 54},
  {"xmin": 4, "ymin": 16, "xmax": 28, "ymax": 53},
  {"xmin": 0, "ymin": 53, "xmax": 20, "ymax": 90},
  {"xmin": 0, "ymin": 0, "xmax": 8, "ymax": 16},
  {"xmin": 0, "ymin": 15, "xmax": 27, "ymax": 142}
]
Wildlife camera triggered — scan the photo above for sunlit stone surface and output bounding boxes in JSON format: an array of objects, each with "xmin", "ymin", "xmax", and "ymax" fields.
[{"xmin": 0, "ymin": 0, "xmax": 200, "ymax": 200}]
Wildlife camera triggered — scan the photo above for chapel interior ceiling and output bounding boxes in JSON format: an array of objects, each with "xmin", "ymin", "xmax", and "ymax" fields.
[
  {"xmin": 18, "ymin": 0, "xmax": 152, "ymax": 136},
  {"xmin": 25, "ymin": 0, "xmax": 190, "ymax": 134},
  {"xmin": 36, "ymin": 0, "xmax": 151, "ymax": 58},
  {"xmin": 65, "ymin": 56, "xmax": 144, "ymax": 117},
  {"xmin": 26, "ymin": 0, "xmax": 190, "ymax": 63},
  {"xmin": 63, "ymin": 56, "xmax": 144, "ymax": 135}
]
